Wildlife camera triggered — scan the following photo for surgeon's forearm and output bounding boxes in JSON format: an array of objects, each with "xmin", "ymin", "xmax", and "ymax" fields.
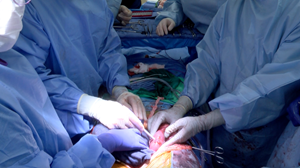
[
  {"xmin": 173, "ymin": 96, "xmax": 193, "ymax": 115},
  {"xmin": 106, "ymin": 0, "xmax": 122, "ymax": 20},
  {"xmin": 47, "ymin": 85, "xmax": 84, "ymax": 114},
  {"xmin": 97, "ymin": 16, "xmax": 129, "ymax": 93},
  {"xmin": 111, "ymin": 86, "xmax": 128, "ymax": 100},
  {"xmin": 201, "ymin": 108, "xmax": 225, "ymax": 130}
]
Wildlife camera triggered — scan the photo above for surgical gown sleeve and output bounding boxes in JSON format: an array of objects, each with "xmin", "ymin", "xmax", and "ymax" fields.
[
  {"xmin": 182, "ymin": 1, "xmax": 300, "ymax": 133},
  {"xmin": 13, "ymin": 6, "xmax": 84, "ymax": 115},
  {"xmin": 11, "ymin": 135, "xmax": 115, "ymax": 168},
  {"xmin": 106, "ymin": 0, "xmax": 122, "ymax": 20},
  {"xmin": 180, "ymin": 5, "xmax": 224, "ymax": 110},
  {"xmin": 96, "ymin": 4, "xmax": 130, "ymax": 94},
  {"xmin": 0, "ymin": 105, "xmax": 114, "ymax": 168},
  {"xmin": 154, "ymin": 0, "xmax": 187, "ymax": 27},
  {"xmin": 13, "ymin": 1, "xmax": 129, "ymax": 116}
]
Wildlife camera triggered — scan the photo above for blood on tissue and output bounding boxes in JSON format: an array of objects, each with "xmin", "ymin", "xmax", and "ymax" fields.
[
  {"xmin": 149, "ymin": 123, "xmax": 192, "ymax": 159},
  {"xmin": 149, "ymin": 131, "xmax": 165, "ymax": 152},
  {"xmin": 149, "ymin": 123, "xmax": 174, "ymax": 152}
]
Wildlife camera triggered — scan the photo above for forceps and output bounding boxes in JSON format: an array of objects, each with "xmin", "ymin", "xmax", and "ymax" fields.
[
  {"xmin": 129, "ymin": 20, "xmax": 145, "ymax": 25},
  {"xmin": 192, "ymin": 146, "xmax": 224, "ymax": 164}
]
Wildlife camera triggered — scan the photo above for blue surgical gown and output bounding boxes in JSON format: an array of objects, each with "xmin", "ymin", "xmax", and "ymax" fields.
[
  {"xmin": 13, "ymin": 0, "xmax": 130, "ymax": 137},
  {"xmin": 155, "ymin": 0, "xmax": 226, "ymax": 34},
  {"xmin": 0, "ymin": 50, "xmax": 114, "ymax": 167},
  {"xmin": 106, "ymin": 0, "xmax": 122, "ymax": 20},
  {"xmin": 181, "ymin": 0, "xmax": 300, "ymax": 167}
]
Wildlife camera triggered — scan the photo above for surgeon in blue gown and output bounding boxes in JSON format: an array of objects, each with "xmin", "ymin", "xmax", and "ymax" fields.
[
  {"xmin": 155, "ymin": 0, "xmax": 227, "ymax": 36},
  {"xmin": 0, "ymin": 0, "xmax": 149, "ymax": 167},
  {"xmin": 149, "ymin": 0, "xmax": 300, "ymax": 167},
  {"xmin": 13, "ymin": 0, "xmax": 147, "ymax": 138}
]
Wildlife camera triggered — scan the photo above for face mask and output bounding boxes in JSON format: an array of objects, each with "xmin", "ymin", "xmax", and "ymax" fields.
[{"xmin": 0, "ymin": 0, "xmax": 26, "ymax": 52}]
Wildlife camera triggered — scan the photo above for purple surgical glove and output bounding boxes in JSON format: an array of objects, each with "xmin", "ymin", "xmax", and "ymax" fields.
[{"xmin": 97, "ymin": 128, "xmax": 148, "ymax": 153}]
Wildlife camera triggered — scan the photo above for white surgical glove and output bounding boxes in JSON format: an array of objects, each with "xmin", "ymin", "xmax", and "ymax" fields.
[
  {"xmin": 160, "ymin": 109, "xmax": 225, "ymax": 148},
  {"xmin": 112, "ymin": 86, "xmax": 147, "ymax": 122},
  {"xmin": 156, "ymin": 18, "xmax": 175, "ymax": 36},
  {"xmin": 148, "ymin": 96, "xmax": 193, "ymax": 135},
  {"xmin": 77, "ymin": 94, "xmax": 144, "ymax": 132},
  {"xmin": 117, "ymin": 5, "xmax": 132, "ymax": 25}
]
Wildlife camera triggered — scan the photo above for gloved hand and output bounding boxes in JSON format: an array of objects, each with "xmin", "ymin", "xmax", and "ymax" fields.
[
  {"xmin": 97, "ymin": 128, "xmax": 148, "ymax": 153},
  {"xmin": 117, "ymin": 5, "xmax": 132, "ymax": 25},
  {"xmin": 160, "ymin": 109, "xmax": 225, "ymax": 148},
  {"xmin": 156, "ymin": 18, "xmax": 175, "ymax": 36},
  {"xmin": 148, "ymin": 96, "xmax": 193, "ymax": 135},
  {"xmin": 77, "ymin": 94, "xmax": 144, "ymax": 132},
  {"xmin": 113, "ymin": 148, "xmax": 154, "ymax": 167},
  {"xmin": 112, "ymin": 131, "xmax": 154, "ymax": 167},
  {"xmin": 112, "ymin": 86, "xmax": 147, "ymax": 122}
]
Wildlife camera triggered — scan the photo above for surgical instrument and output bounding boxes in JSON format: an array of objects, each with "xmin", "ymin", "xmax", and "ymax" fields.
[
  {"xmin": 143, "ymin": 24, "xmax": 148, "ymax": 35},
  {"xmin": 117, "ymin": 30, "xmax": 137, "ymax": 33},
  {"xmin": 192, "ymin": 146, "xmax": 224, "ymax": 164},
  {"xmin": 144, "ymin": 129, "xmax": 155, "ymax": 140},
  {"xmin": 176, "ymin": 28, "xmax": 181, "ymax": 36},
  {"xmin": 186, "ymin": 22, "xmax": 196, "ymax": 37},
  {"xmin": 188, "ymin": 139, "xmax": 209, "ymax": 163},
  {"xmin": 169, "ymin": 28, "xmax": 176, "ymax": 36},
  {"xmin": 113, "ymin": 25, "xmax": 138, "ymax": 30},
  {"xmin": 129, "ymin": 20, "xmax": 145, "ymax": 25},
  {"xmin": 147, "ymin": 24, "xmax": 152, "ymax": 36},
  {"xmin": 187, "ymin": 27, "xmax": 196, "ymax": 37}
]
